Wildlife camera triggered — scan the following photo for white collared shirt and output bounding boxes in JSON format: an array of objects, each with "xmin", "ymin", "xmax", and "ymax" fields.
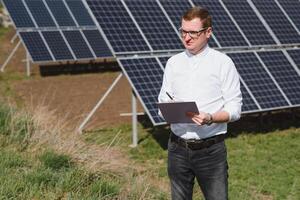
[{"xmin": 158, "ymin": 45, "xmax": 242, "ymax": 139}]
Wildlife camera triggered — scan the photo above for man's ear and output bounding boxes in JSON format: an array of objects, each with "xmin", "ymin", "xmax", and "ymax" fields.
[{"xmin": 205, "ymin": 27, "xmax": 212, "ymax": 39}]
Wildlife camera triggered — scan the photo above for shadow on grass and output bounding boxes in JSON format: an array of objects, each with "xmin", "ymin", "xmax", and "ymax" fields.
[{"xmin": 138, "ymin": 108, "xmax": 300, "ymax": 150}]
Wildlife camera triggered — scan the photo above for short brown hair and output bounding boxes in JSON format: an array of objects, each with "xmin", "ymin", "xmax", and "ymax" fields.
[{"xmin": 182, "ymin": 6, "xmax": 212, "ymax": 28}]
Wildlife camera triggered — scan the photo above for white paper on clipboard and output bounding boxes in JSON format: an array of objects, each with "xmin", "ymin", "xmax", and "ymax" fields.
[{"xmin": 157, "ymin": 101, "xmax": 199, "ymax": 123}]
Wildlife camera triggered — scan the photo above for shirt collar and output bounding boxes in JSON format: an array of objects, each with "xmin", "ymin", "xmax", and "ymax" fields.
[{"xmin": 185, "ymin": 44, "xmax": 210, "ymax": 59}]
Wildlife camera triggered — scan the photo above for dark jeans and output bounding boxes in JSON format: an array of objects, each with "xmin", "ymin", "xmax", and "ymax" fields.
[{"xmin": 168, "ymin": 137, "xmax": 228, "ymax": 200}]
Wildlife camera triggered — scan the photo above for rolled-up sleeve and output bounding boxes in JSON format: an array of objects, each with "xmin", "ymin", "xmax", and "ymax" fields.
[{"xmin": 221, "ymin": 58, "xmax": 243, "ymax": 122}]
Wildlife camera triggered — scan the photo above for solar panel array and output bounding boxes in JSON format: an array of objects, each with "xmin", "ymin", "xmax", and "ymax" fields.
[
  {"xmin": 3, "ymin": 0, "xmax": 300, "ymax": 125},
  {"xmin": 2, "ymin": 0, "xmax": 112, "ymax": 62}
]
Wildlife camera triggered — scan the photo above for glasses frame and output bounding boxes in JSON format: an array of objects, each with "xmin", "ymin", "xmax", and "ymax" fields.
[{"xmin": 179, "ymin": 27, "xmax": 209, "ymax": 39}]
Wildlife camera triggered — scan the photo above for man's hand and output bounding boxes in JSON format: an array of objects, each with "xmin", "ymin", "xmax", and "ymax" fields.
[{"xmin": 186, "ymin": 111, "xmax": 212, "ymax": 126}]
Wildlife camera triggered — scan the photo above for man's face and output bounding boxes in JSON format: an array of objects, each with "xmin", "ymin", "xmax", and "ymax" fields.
[{"xmin": 180, "ymin": 18, "xmax": 212, "ymax": 54}]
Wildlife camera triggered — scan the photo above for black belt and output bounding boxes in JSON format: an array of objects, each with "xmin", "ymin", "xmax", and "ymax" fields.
[{"xmin": 170, "ymin": 132, "xmax": 226, "ymax": 150}]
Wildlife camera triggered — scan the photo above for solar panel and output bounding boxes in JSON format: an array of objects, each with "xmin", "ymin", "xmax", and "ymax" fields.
[
  {"xmin": 86, "ymin": 0, "xmax": 150, "ymax": 53},
  {"xmin": 192, "ymin": 0, "xmax": 248, "ymax": 47},
  {"xmin": 258, "ymin": 51, "xmax": 300, "ymax": 105},
  {"xmin": 82, "ymin": 30, "xmax": 113, "ymax": 58},
  {"xmin": 222, "ymin": 0, "xmax": 276, "ymax": 46},
  {"xmin": 65, "ymin": 0, "xmax": 95, "ymax": 26},
  {"xmin": 158, "ymin": 56, "xmax": 170, "ymax": 69},
  {"xmin": 239, "ymin": 82, "xmax": 260, "ymax": 112},
  {"xmin": 42, "ymin": 31, "xmax": 74, "ymax": 61},
  {"xmin": 277, "ymin": 0, "xmax": 300, "ymax": 32},
  {"xmin": 2, "ymin": 0, "xmax": 35, "ymax": 28},
  {"xmin": 62, "ymin": 30, "xmax": 94, "ymax": 59},
  {"xmin": 251, "ymin": 0, "xmax": 300, "ymax": 44},
  {"xmin": 118, "ymin": 57, "xmax": 165, "ymax": 125},
  {"xmin": 25, "ymin": 0, "xmax": 56, "ymax": 28},
  {"xmin": 45, "ymin": 0, "xmax": 76, "ymax": 27},
  {"xmin": 287, "ymin": 49, "xmax": 300, "ymax": 70},
  {"xmin": 228, "ymin": 52, "xmax": 289, "ymax": 109},
  {"xmin": 159, "ymin": 0, "xmax": 218, "ymax": 48},
  {"xmin": 19, "ymin": 31, "xmax": 53, "ymax": 62}
]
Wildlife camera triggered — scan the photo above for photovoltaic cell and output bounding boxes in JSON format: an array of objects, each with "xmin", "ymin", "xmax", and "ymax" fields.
[
  {"xmin": 19, "ymin": 31, "xmax": 52, "ymax": 62},
  {"xmin": 42, "ymin": 31, "xmax": 74, "ymax": 60},
  {"xmin": 239, "ymin": 82, "xmax": 259, "ymax": 112},
  {"xmin": 192, "ymin": 0, "xmax": 248, "ymax": 47},
  {"xmin": 124, "ymin": 0, "xmax": 182, "ymax": 51},
  {"xmin": 252, "ymin": 0, "xmax": 300, "ymax": 44},
  {"xmin": 62, "ymin": 30, "xmax": 94, "ymax": 59},
  {"xmin": 65, "ymin": 0, "xmax": 95, "ymax": 26},
  {"xmin": 82, "ymin": 30, "xmax": 113, "ymax": 58},
  {"xmin": 158, "ymin": 56, "xmax": 170, "ymax": 69},
  {"xmin": 277, "ymin": 0, "xmax": 300, "ymax": 32},
  {"xmin": 222, "ymin": 0, "xmax": 276, "ymax": 46},
  {"xmin": 45, "ymin": 0, "xmax": 76, "ymax": 27},
  {"xmin": 228, "ymin": 52, "xmax": 289, "ymax": 109},
  {"xmin": 159, "ymin": 0, "xmax": 218, "ymax": 48},
  {"xmin": 119, "ymin": 58, "xmax": 165, "ymax": 125},
  {"xmin": 258, "ymin": 51, "xmax": 300, "ymax": 105},
  {"xmin": 2, "ymin": 0, "xmax": 35, "ymax": 28},
  {"xmin": 25, "ymin": 0, "xmax": 56, "ymax": 27},
  {"xmin": 287, "ymin": 49, "xmax": 300, "ymax": 70},
  {"xmin": 86, "ymin": 0, "xmax": 150, "ymax": 53}
]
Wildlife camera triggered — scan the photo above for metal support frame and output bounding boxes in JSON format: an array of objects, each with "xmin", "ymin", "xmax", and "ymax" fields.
[
  {"xmin": 0, "ymin": 40, "xmax": 21, "ymax": 72},
  {"xmin": 129, "ymin": 90, "xmax": 138, "ymax": 147},
  {"xmin": 78, "ymin": 73, "xmax": 123, "ymax": 133},
  {"xmin": 26, "ymin": 52, "xmax": 31, "ymax": 76}
]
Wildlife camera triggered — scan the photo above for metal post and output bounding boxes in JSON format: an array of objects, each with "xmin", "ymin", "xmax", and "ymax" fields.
[
  {"xmin": 130, "ymin": 90, "xmax": 138, "ymax": 147},
  {"xmin": 0, "ymin": 40, "xmax": 21, "ymax": 72},
  {"xmin": 78, "ymin": 73, "xmax": 123, "ymax": 133},
  {"xmin": 26, "ymin": 52, "xmax": 31, "ymax": 77}
]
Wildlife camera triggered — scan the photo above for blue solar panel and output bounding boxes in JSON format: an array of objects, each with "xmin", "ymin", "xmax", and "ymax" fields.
[
  {"xmin": 192, "ymin": 0, "xmax": 248, "ymax": 47},
  {"xmin": 240, "ymin": 82, "xmax": 259, "ymax": 112},
  {"xmin": 158, "ymin": 56, "xmax": 170, "ymax": 69},
  {"xmin": 42, "ymin": 31, "xmax": 74, "ymax": 60},
  {"xmin": 222, "ymin": 0, "xmax": 276, "ymax": 46},
  {"xmin": 252, "ymin": 0, "xmax": 300, "ymax": 44},
  {"xmin": 86, "ymin": 0, "xmax": 150, "ymax": 53},
  {"xmin": 19, "ymin": 31, "xmax": 53, "ymax": 62},
  {"xmin": 124, "ymin": 0, "xmax": 182, "ymax": 51},
  {"xmin": 258, "ymin": 51, "xmax": 300, "ymax": 105},
  {"xmin": 118, "ymin": 57, "xmax": 165, "ymax": 125},
  {"xmin": 159, "ymin": 0, "xmax": 218, "ymax": 48},
  {"xmin": 2, "ymin": 0, "xmax": 35, "ymax": 28},
  {"xmin": 277, "ymin": 0, "xmax": 300, "ymax": 32},
  {"xmin": 287, "ymin": 49, "xmax": 300, "ymax": 70},
  {"xmin": 62, "ymin": 30, "xmax": 94, "ymax": 59},
  {"xmin": 65, "ymin": 0, "xmax": 95, "ymax": 26},
  {"xmin": 82, "ymin": 30, "xmax": 112, "ymax": 58},
  {"xmin": 228, "ymin": 52, "xmax": 289, "ymax": 109},
  {"xmin": 25, "ymin": 0, "xmax": 56, "ymax": 27},
  {"xmin": 45, "ymin": 0, "xmax": 76, "ymax": 27}
]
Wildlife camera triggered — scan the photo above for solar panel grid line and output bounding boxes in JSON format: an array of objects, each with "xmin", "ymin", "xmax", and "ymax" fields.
[
  {"xmin": 120, "ymin": 0, "xmax": 154, "ymax": 52},
  {"xmin": 2, "ymin": 0, "xmax": 35, "ymax": 28},
  {"xmin": 79, "ymin": 29, "xmax": 97, "ymax": 59},
  {"xmin": 156, "ymin": 56, "xmax": 167, "ymax": 71},
  {"xmin": 155, "ymin": 0, "xmax": 182, "ymax": 40},
  {"xmin": 37, "ymin": 30, "xmax": 56, "ymax": 61},
  {"xmin": 287, "ymin": 49, "xmax": 300, "ymax": 71},
  {"xmin": 24, "ymin": 0, "xmax": 56, "ymax": 28},
  {"xmin": 254, "ymin": 51, "xmax": 292, "ymax": 106},
  {"xmin": 251, "ymin": 0, "xmax": 300, "ymax": 45},
  {"xmin": 81, "ymin": 0, "xmax": 115, "ymax": 56},
  {"xmin": 257, "ymin": 50, "xmax": 300, "ymax": 106},
  {"xmin": 282, "ymin": 50, "xmax": 300, "ymax": 76},
  {"xmin": 61, "ymin": 0, "xmax": 80, "ymax": 27},
  {"xmin": 277, "ymin": 0, "xmax": 300, "ymax": 33},
  {"xmin": 246, "ymin": 0, "xmax": 281, "ymax": 45},
  {"xmin": 65, "ymin": 0, "xmax": 95, "ymax": 27},
  {"xmin": 21, "ymin": 0, "xmax": 39, "ymax": 28},
  {"xmin": 188, "ymin": 0, "xmax": 221, "ymax": 47},
  {"xmin": 42, "ymin": 0, "xmax": 61, "ymax": 28},
  {"xmin": 239, "ymin": 77, "xmax": 262, "ymax": 110},
  {"xmin": 58, "ymin": 29, "xmax": 77, "ymax": 60},
  {"xmin": 218, "ymin": 0, "xmax": 252, "ymax": 47},
  {"xmin": 18, "ymin": 31, "xmax": 54, "ymax": 62},
  {"xmin": 274, "ymin": 0, "xmax": 300, "ymax": 35},
  {"xmin": 123, "ymin": 0, "xmax": 183, "ymax": 51}
]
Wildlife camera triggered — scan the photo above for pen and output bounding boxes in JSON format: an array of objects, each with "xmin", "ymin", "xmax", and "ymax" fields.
[{"xmin": 166, "ymin": 92, "xmax": 174, "ymax": 100}]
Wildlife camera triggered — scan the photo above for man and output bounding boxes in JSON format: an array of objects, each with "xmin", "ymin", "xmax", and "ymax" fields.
[{"xmin": 158, "ymin": 6, "xmax": 242, "ymax": 200}]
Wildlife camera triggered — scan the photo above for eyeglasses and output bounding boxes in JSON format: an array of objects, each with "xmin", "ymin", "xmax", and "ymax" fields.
[{"xmin": 179, "ymin": 27, "xmax": 208, "ymax": 39}]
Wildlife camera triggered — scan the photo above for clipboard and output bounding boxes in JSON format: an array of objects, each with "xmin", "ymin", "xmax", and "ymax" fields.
[{"xmin": 157, "ymin": 101, "xmax": 199, "ymax": 123}]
